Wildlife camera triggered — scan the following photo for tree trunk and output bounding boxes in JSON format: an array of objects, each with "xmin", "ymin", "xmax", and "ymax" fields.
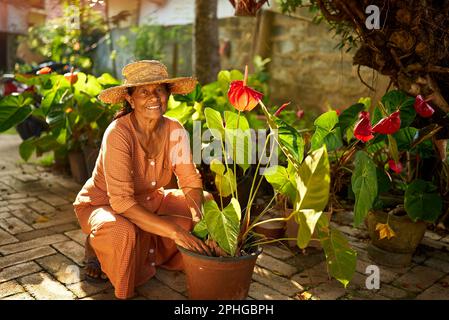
[{"xmin": 193, "ymin": 0, "xmax": 220, "ymax": 85}]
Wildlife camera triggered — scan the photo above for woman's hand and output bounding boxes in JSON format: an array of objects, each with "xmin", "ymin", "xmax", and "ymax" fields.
[{"xmin": 172, "ymin": 225, "xmax": 212, "ymax": 256}]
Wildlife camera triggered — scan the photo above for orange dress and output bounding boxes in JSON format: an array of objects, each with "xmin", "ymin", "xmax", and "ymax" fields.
[{"xmin": 73, "ymin": 113, "xmax": 203, "ymax": 299}]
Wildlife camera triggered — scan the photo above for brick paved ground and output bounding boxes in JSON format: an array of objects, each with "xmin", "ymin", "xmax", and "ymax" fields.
[{"xmin": 1, "ymin": 134, "xmax": 449, "ymax": 300}]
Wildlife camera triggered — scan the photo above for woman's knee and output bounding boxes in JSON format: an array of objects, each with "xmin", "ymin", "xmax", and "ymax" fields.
[{"xmin": 91, "ymin": 209, "xmax": 138, "ymax": 243}]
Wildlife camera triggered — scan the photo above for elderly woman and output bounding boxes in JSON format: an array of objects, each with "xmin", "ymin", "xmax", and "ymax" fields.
[{"xmin": 73, "ymin": 60, "xmax": 211, "ymax": 300}]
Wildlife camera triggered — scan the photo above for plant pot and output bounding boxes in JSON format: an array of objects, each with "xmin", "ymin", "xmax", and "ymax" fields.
[
  {"xmin": 254, "ymin": 219, "xmax": 286, "ymax": 240},
  {"xmin": 68, "ymin": 150, "xmax": 89, "ymax": 184},
  {"xmin": 178, "ymin": 246, "xmax": 262, "ymax": 300},
  {"xmin": 82, "ymin": 145, "xmax": 99, "ymax": 178},
  {"xmin": 366, "ymin": 210, "xmax": 427, "ymax": 267}
]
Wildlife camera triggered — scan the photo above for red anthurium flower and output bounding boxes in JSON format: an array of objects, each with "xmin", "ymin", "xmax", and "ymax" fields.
[
  {"xmin": 228, "ymin": 66, "xmax": 263, "ymax": 112},
  {"xmin": 414, "ymin": 95, "xmax": 434, "ymax": 118},
  {"xmin": 353, "ymin": 111, "xmax": 374, "ymax": 142},
  {"xmin": 388, "ymin": 160, "xmax": 403, "ymax": 174},
  {"xmin": 335, "ymin": 109, "xmax": 341, "ymax": 116},
  {"xmin": 36, "ymin": 67, "xmax": 52, "ymax": 75},
  {"xmin": 296, "ymin": 109, "xmax": 304, "ymax": 120},
  {"xmin": 372, "ymin": 110, "xmax": 401, "ymax": 135},
  {"xmin": 64, "ymin": 68, "xmax": 78, "ymax": 85},
  {"xmin": 274, "ymin": 102, "xmax": 291, "ymax": 117}
]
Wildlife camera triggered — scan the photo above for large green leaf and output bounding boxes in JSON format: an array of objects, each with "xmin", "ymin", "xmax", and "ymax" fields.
[
  {"xmin": 210, "ymin": 159, "xmax": 236, "ymax": 197},
  {"xmin": 192, "ymin": 218, "xmax": 208, "ymax": 239},
  {"xmin": 296, "ymin": 209, "xmax": 323, "ymax": 249},
  {"xmin": 295, "ymin": 145, "xmax": 331, "ymax": 213},
  {"xmin": 405, "ymin": 179, "xmax": 442, "ymax": 223},
  {"xmin": 373, "ymin": 90, "xmax": 416, "ymax": 128},
  {"xmin": 165, "ymin": 101, "xmax": 194, "ymax": 125},
  {"xmin": 224, "ymin": 111, "xmax": 252, "ymax": 173},
  {"xmin": 0, "ymin": 95, "xmax": 34, "ymax": 132},
  {"xmin": 394, "ymin": 127, "xmax": 418, "ymax": 151},
  {"xmin": 351, "ymin": 151, "xmax": 378, "ymax": 227},
  {"xmin": 263, "ymin": 165, "xmax": 296, "ymax": 202},
  {"xmin": 316, "ymin": 215, "xmax": 357, "ymax": 288},
  {"xmin": 19, "ymin": 138, "xmax": 37, "ymax": 161},
  {"xmin": 204, "ymin": 107, "xmax": 225, "ymax": 140},
  {"xmin": 311, "ymin": 111, "xmax": 343, "ymax": 151},
  {"xmin": 97, "ymin": 73, "xmax": 120, "ymax": 87},
  {"xmin": 204, "ymin": 198, "xmax": 241, "ymax": 256}
]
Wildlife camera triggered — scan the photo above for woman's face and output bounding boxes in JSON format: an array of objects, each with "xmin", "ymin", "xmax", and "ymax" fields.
[{"xmin": 126, "ymin": 84, "xmax": 169, "ymax": 121}]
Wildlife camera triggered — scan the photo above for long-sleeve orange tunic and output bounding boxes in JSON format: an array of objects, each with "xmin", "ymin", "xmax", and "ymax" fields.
[{"xmin": 73, "ymin": 113, "xmax": 203, "ymax": 299}]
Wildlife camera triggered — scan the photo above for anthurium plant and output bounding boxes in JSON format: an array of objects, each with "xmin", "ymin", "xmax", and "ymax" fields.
[
  {"xmin": 192, "ymin": 66, "xmax": 357, "ymax": 288},
  {"xmin": 0, "ymin": 67, "xmax": 120, "ymax": 161}
]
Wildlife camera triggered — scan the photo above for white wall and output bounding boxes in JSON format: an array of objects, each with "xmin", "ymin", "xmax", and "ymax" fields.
[
  {"xmin": 138, "ymin": 0, "xmax": 238, "ymax": 26},
  {"xmin": 0, "ymin": 3, "xmax": 28, "ymax": 33}
]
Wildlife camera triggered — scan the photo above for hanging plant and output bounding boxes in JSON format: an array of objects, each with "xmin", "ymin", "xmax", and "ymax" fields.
[{"xmin": 229, "ymin": 0, "xmax": 269, "ymax": 16}]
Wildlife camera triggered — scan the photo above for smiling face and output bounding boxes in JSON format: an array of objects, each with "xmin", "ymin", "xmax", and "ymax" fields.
[{"xmin": 125, "ymin": 83, "xmax": 169, "ymax": 121}]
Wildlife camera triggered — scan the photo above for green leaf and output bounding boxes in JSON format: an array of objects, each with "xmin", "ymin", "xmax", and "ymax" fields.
[
  {"xmin": 394, "ymin": 127, "xmax": 418, "ymax": 151},
  {"xmin": 405, "ymin": 180, "xmax": 442, "ymax": 223},
  {"xmin": 192, "ymin": 218, "xmax": 208, "ymax": 239},
  {"xmin": 204, "ymin": 107, "xmax": 225, "ymax": 140},
  {"xmin": 165, "ymin": 102, "xmax": 194, "ymax": 125},
  {"xmin": 387, "ymin": 134, "xmax": 399, "ymax": 164},
  {"xmin": 210, "ymin": 159, "xmax": 236, "ymax": 197},
  {"xmin": 311, "ymin": 111, "xmax": 343, "ymax": 151},
  {"xmin": 204, "ymin": 198, "xmax": 241, "ymax": 256},
  {"xmin": 0, "ymin": 104, "xmax": 33, "ymax": 132},
  {"xmin": 316, "ymin": 215, "xmax": 357, "ymax": 288},
  {"xmin": 296, "ymin": 209, "xmax": 323, "ymax": 249},
  {"xmin": 351, "ymin": 151, "xmax": 378, "ymax": 227},
  {"xmin": 224, "ymin": 111, "xmax": 252, "ymax": 173},
  {"xmin": 263, "ymin": 165, "xmax": 296, "ymax": 203},
  {"xmin": 97, "ymin": 73, "xmax": 120, "ymax": 87},
  {"xmin": 374, "ymin": 90, "xmax": 416, "ymax": 128},
  {"xmin": 295, "ymin": 145, "xmax": 331, "ymax": 213},
  {"xmin": 40, "ymin": 89, "xmax": 58, "ymax": 116},
  {"xmin": 19, "ymin": 138, "xmax": 37, "ymax": 161}
]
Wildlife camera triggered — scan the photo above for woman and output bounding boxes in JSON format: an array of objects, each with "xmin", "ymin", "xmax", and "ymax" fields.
[{"xmin": 73, "ymin": 60, "xmax": 211, "ymax": 300}]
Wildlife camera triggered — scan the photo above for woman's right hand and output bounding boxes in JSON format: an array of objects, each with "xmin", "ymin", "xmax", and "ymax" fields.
[{"xmin": 172, "ymin": 225, "xmax": 212, "ymax": 256}]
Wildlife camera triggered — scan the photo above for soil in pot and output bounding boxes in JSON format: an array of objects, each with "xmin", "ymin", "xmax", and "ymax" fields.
[
  {"xmin": 178, "ymin": 246, "xmax": 262, "ymax": 300},
  {"xmin": 366, "ymin": 209, "xmax": 427, "ymax": 267}
]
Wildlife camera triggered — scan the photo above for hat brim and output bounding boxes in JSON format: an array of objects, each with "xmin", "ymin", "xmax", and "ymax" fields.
[{"xmin": 98, "ymin": 77, "xmax": 197, "ymax": 104}]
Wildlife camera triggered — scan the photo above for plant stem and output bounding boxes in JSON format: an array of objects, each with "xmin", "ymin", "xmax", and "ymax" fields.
[{"xmin": 234, "ymin": 110, "xmax": 241, "ymax": 201}]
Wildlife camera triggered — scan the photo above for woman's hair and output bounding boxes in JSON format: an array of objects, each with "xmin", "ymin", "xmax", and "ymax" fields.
[{"xmin": 112, "ymin": 84, "xmax": 170, "ymax": 120}]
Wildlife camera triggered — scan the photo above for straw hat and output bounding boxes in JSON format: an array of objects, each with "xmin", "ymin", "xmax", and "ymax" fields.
[{"xmin": 98, "ymin": 60, "xmax": 197, "ymax": 104}]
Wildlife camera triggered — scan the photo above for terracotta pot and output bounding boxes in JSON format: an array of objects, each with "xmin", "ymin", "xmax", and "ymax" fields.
[
  {"xmin": 68, "ymin": 151, "xmax": 88, "ymax": 184},
  {"xmin": 366, "ymin": 210, "xmax": 427, "ymax": 267},
  {"xmin": 254, "ymin": 219, "xmax": 286, "ymax": 240},
  {"xmin": 178, "ymin": 246, "xmax": 262, "ymax": 300}
]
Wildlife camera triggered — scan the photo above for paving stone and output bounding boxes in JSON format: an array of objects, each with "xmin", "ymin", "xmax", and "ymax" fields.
[
  {"xmin": 52, "ymin": 240, "xmax": 85, "ymax": 266},
  {"xmin": 15, "ymin": 174, "xmax": 39, "ymax": 183},
  {"xmin": 0, "ymin": 246, "xmax": 56, "ymax": 269},
  {"xmin": 32, "ymin": 216, "xmax": 78, "ymax": 229},
  {"xmin": 291, "ymin": 261, "xmax": 330, "ymax": 287},
  {"xmin": 421, "ymin": 238, "xmax": 449, "ymax": 251},
  {"xmin": 428, "ymin": 250, "xmax": 449, "ymax": 263},
  {"xmin": 256, "ymin": 253, "xmax": 298, "ymax": 277},
  {"xmin": 394, "ymin": 265, "xmax": 445, "ymax": 293},
  {"xmin": 2, "ymin": 193, "xmax": 28, "ymax": 200},
  {"xmin": 378, "ymin": 284, "xmax": 413, "ymax": 299},
  {"xmin": 0, "ymin": 229, "xmax": 19, "ymax": 246},
  {"xmin": 0, "ymin": 212, "xmax": 12, "ymax": 219},
  {"xmin": 137, "ymin": 278, "xmax": 186, "ymax": 300},
  {"xmin": 6, "ymin": 204, "xmax": 26, "ymax": 211},
  {"xmin": 262, "ymin": 245, "xmax": 295, "ymax": 260},
  {"xmin": 252, "ymin": 266, "xmax": 303, "ymax": 296},
  {"xmin": 306, "ymin": 280, "xmax": 347, "ymax": 300},
  {"xmin": 416, "ymin": 276, "xmax": 449, "ymax": 300},
  {"xmin": 0, "ymin": 234, "xmax": 69, "ymax": 255},
  {"xmin": 36, "ymin": 254, "xmax": 84, "ymax": 284},
  {"xmin": 67, "ymin": 280, "xmax": 112, "ymax": 299},
  {"xmin": 442, "ymin": 236, "xmax": 449, "ymax": 244},
  {"xmin": 38, "ymin": 193, "xmax": 70, "ymax": 207},
  {"xmin": 9, "ymin": 207, "xmax": 44, "ymax": 225},
  {"xmin": 423, "ymin": 257, "xmax": 449, "ymax": 273},
  {"xmin": 27, "ymin": 200, "xmax": 56, "ymax": 215},
  {"xmin": 2, "ymin": 292, "xmax": 34, "ymax": 300},
  {"xmin": 293, "ymin": 249, "xmax": 325, "ymax": 269},
  {"xmin": 0, "ymin": 207, "xmax": 8, "ymax": 213},
  {"xmin": 425, "ymin": 231, "xmax": 442, "ymax": 241},
  {"xmin": 0, "ymin": 217, "xmax": 33, "ymax": 234},
  {"xmin": 155, "ymin": 268, "xmax": 186, "ymax": 294},
  {"xmin": 355, "ymin": 259, "xmax": 404, "ymax": 284},
  {"xmin": 248, "ymin": 281, "xmax": 291, "ymax": 300},
  {"xmin": 19, "ymin": 272, "xmax": 76, "ymax": 300},
  {"xmin": 64, "ymin": 229, "xmax": 86, "ymax": 246},
  {"xmin": 0, "ymin": 280, "xmax": 24, "ymax": 298},
  {"xmin": 81, "ymin": 288, "xmax": 117, "ymax": 300},
  {"xmin": 16, "ymin": 223, "xmax": 79, "ymax": 242},
  {"xmin": 8, "ymin": 197, "xmax": 38, "ymax": 205},
  {"xmin": 0, "ymin": 262, "xmax": 42, "ymax": 283}
]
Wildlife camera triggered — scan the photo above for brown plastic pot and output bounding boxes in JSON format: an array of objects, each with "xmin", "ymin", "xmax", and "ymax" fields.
[{"xmin": 178, "ymin": 246, "xmax": 262, "ymax": 300}]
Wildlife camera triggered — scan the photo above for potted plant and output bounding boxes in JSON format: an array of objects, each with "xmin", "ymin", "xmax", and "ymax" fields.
[
  {"xmin": 345, "ymin": 90, "xmax": 447, "ymax": 267},
  {"xmin": 178, "ymin": 67, "xmax": 357, "ymax": 300}
]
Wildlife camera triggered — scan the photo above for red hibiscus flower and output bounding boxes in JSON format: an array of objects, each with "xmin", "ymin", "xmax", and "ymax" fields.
[
  {"xmin": 372, "ymin": 110, "xmax": 401, "ymax": 135},
  {"xmin": 414, "ymin": 95, "xmax": 434, "ymax": 118},
  {"xmin": 388, "ymin": 160, "xmax": 403, "ymax": 174},
  {"xmin": 353, "ymin": 111, "xmax": 374, "ymax": 142},
  {"xmin": 228, "ymin": 66, "xmax": 263, "ymax": 112}
]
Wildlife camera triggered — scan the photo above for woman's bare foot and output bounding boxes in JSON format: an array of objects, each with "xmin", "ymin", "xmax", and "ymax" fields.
[{"xmin": 84, "ymin": 236, "xmax": 108, "ymax": 281}]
